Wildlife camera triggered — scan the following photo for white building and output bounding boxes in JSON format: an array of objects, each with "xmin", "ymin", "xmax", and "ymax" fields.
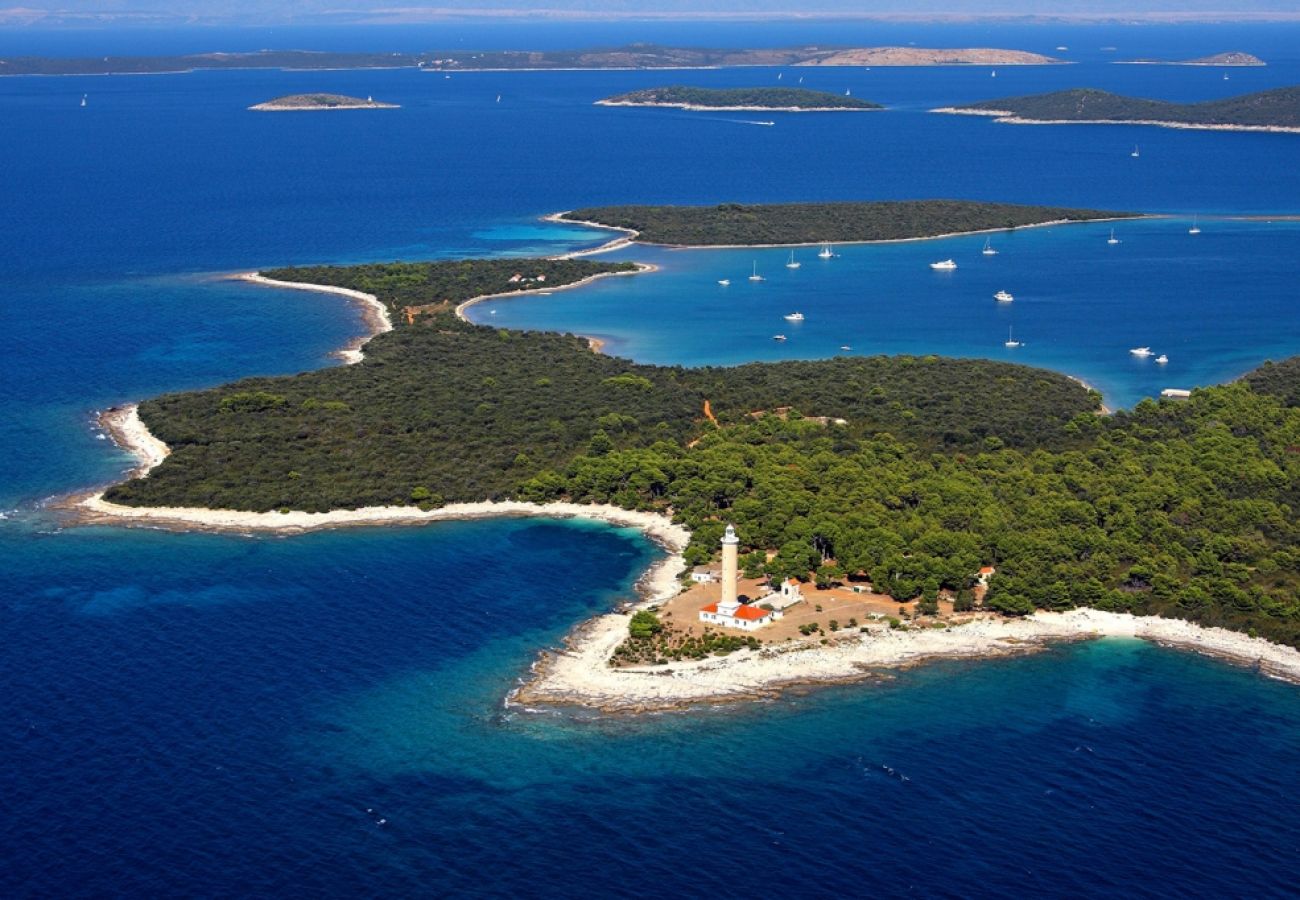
[
  {"xmin": 690, "ymin": 566, "xmax": 719, "ymax": 584},
  {"xmin": 698, "ymin": 524, "xmax": 781, "ymax": 630}
]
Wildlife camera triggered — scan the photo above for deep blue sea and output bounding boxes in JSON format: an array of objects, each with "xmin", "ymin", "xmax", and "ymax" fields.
[{"xmin": 2, "ymin": 22, "xmax": 1300, "ymax": 896}]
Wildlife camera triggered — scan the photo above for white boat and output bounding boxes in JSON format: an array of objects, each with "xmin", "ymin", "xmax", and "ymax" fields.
[
  {"xmin": 1107, "ymin": 228, "xmax": 1120, "ymax": 245},
  {"xmin": 1130, "ymin": 346, "xmax": 1153, "ymax": 357},
  {"xmin": 1156, "ymin": 354, "xmax": 1169, "ymax": 364},
  {"xmin": 1056, "ymin": 45, "xmax": 1069, "ymax": 51},
  {"xmin": 845, "ymin": 88, "xmax": 852, "ymax": 96},
  {"xmin": 1131, "ymin": 145, "xmax": 1140, "ymax": 158},
  {"xmin": 785, "ymin": 250, "xmax": 801, "ymax": 269},
  {"xmin": 994, "ymin": 290, "xmax": 1014, "ymax": 302},
  {"xmin": 1005, "ymin": 326, "xmax": 1021, "ymax": 348},
  {"xmin": 1188, "ymin": 215, "xmax": 1201, "ymax": 235},
  {"xmin": 982, "ymin": 237, "xmax": 998, "ymax": 256},
  {"xmin": 777, "ymin": 72, "xmax": 783, "ymax": 80},
  {"xmin": 991, "ymin": 69, "xmax": 997, "ymax": 78},
  {"xmin": 772, "ymin": 334, "xmax": 787, "ymax": 341},
  {"xmin": 783, "ymin": 312, "xmax": 805, "ymax": 322},
  {"xmin": 930, "ymin": 259, "xmax": 957, "ymax": 271},
  {"xmin": 80, "ymin": 94, "xmax": 87, "ymax": 107},
  {"xmin": 496, "ymin": 95, "xmax": 501, "ymax": 103},
  {"xmin": 818, "ymin": 243, "xmax": 834, "ymax": 259},
  {"xmin": 718, "ymin": 279, "xmax": 731, "ymax": 286},
  {"xmin": 748, "ymin": 262, "xmax": 764, "ymax": 282},
  {"xmin": 1223, "ymin": 72, "xmax": 1229, "ymax": 80},
  {"xmin": 840, "ymin": 345, "xmax": 851, "ymax": 351}
]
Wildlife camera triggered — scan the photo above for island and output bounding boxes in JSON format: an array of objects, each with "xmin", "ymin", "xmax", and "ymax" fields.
[
  {"xmin": 595, "ymin": 86, "xmax": 881, "ymax": 112},
  {"xmin": 0, "ymin": 44, "xmax": 1063, "ymax": 77},
  {"xmin": 933, "ymin": 86, "xmax": 1300, "ymax": 133},
  {"xmin": 73, "ymin": 204, "xmax": 1300, "ymax": 711},
  {"xmin": 555, "ymin": 199, "xmax": 1135, "ymax": 246},
  {"xmin": 249, "ymin": 93, "xmax": 398, "ymax": 112},
  {"xmin": 1117, "ymin": 51, "xmax": 1266, "ymax": 66}
]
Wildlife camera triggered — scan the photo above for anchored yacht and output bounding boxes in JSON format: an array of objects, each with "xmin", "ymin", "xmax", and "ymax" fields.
[
  {"xmin": 1130, "ymin": 347, "xmax": 1154, "ymax": 357},
  {"xmin": 994, "ymin": 290, "xmax": 1014, "ymax": 302},
  {"xmin": 930, "ymin": 259, "xmax": 957, "ymax": 271},
  {"xmin": 783, "ymin": 312, "xmax": 805, "ymax": 322}
]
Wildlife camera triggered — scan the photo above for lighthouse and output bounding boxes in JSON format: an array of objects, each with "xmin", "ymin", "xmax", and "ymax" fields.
[{"xmin": 718, "ymin": 523, "xmax": 741, "ymax": 615}]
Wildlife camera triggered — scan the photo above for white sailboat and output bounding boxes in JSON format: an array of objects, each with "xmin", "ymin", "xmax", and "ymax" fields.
[
  {"xmin": 818, "ymin": 243, "xmax": 834, "ymax": 259},
  {"xmin": 1131, "ymin": 145, "xmax": 1140, "ymax": 158},
  {"xmin": 80, "ymin": 94, "xmax": 87, "ymax": 107},
  {"xmin": 1188, "ymin": 215, "xmax": 1201, "ymax": 235},
  {"xmin": 845, "ymin": 88, "xmax": 852, "ymax": 96},
  {"xmin": 982, "ymin": 237, "xmax": 998, "ymax": 256},
  {"xmin": 1107, "ymin": 228, "xmax": 1121, "ymax": 245},
  {"xmin": 991, "ymin": 69, "xmax": 997, "ymax": 78},
  {"xmin": 785, "ymin": 250, "xmax": 801, "ymax": 269},
  {"xmin": 1005, "ymin": 326, "xmax": 1021, "ymax": 348},
  {"xmin": 748, "ymin": 262, "xmax": 764, "ymax": 282}
]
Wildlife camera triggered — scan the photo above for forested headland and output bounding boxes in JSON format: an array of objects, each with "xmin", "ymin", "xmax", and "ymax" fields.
[
  {"xmin": 101, "ymin": 258, "xmax": 1300, "ymax": 648},
  {"xmin": 561, "ymin": 200, "xmax": 1132, "ymax": 246},
  {"xmin": 948, "ymin": 86, "xmax": 1300, "ymax": 129},
  {"xmin": 596, "ymin": 86, "xmax": 881, "ymax": 110}
]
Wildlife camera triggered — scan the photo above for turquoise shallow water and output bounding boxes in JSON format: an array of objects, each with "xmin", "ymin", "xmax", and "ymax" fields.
[{"xmin": 3, "ymin": 22, "xmax": 1300, "ymax": 896}]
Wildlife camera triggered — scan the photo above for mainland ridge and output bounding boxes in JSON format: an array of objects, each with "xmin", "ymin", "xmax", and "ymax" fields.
[
  {"xmin": 596, "ymin": 86, "xmax": 882, "ymax": 112},
  {"xmin": 248, "ymin": 93, "xmax": 398, "ymax": 111},
  {"xmin": 0, "ymin": 44, "xmax": 1063, "ymax": 76},
  {"xmin": 935, "ymin": 85, "xmax": 1300, "ymax": 133},
  {"xmin": 71, "ymin": 199, "xmax": 1300, "ymax": 711}
]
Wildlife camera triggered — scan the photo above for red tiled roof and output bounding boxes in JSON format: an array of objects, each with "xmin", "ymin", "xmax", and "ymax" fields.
[
  {"xmin": 979, "ymin": 566, "xmax": 996, "ymax": 575},
  {"xmin": 733, "ymin": 605, "xmax": 771, "ymax": 621},
  {"xmin": 700, "ymin": 603, "xmax": 718, "ymax": 613}
]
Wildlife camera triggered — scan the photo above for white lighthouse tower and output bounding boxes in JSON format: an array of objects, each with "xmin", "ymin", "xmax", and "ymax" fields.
[{"xmin": 718, "ymin": 523, "xmax": 741, "ymax": 616}]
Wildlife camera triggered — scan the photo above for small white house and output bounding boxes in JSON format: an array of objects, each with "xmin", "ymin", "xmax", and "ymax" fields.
[
  {"xmin": 690, "ymin": 566, "xmax": 719, "ymax": 584},
  {"xmin": 699, "ymin": 600, "xmax": 781, "ymax": 631},
  {"xmin": 762, "ymin": 578, "xmax": 804, "ymax": 611}
]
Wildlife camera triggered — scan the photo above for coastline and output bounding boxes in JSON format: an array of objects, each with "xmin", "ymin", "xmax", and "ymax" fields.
[
  {"xmin": 234, "ymin": 272, "xmax": 392, "ymax": 364},
  {"xmin": 452, "ymin": 262, "xmax": 656, "ymax": 326},
  {"xmin": 931, "ymin": 107, "xmax": 1300, "ymax": 134},
  {"xmin": 512, "ymin": 607, "xmax": 1300, "ymax": 713},
  {"xmin": 594, "ymin": 100, "xmax": 882, "ymax": 112},
  {"xmin": 248, "ymin": 102, "xmax": 399, "ymax": 111}
]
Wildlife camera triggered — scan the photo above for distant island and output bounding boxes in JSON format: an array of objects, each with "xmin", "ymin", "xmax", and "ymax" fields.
[
  {"xmin": 249, "ymin": 94, "xmax": 398, "ymax": 112},
  {"xmin": 934, "ymin": 86, "xmax": 1300, "ymax": 133},
  {"xmin": 1117, "ymin": 51, "xmax": 1266, "ymax": 66},
  {"xmin": 596, "ymin": 86, "xmax": 881, "ymax": 112},
  {"xmin": 0, "ymin": 44, "xmax": 1062, "ymax": 77},
  {"xmin": 557, "ymin": 200, "xmax": 1134, "ymax": 247}
]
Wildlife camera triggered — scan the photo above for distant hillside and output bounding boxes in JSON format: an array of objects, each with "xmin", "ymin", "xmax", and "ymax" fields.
[
  {"xmin": 940, "ymin": 86, "xmax": 1300, "ymax": 131},
  {"xmin": 561, "ymin": 200, "xmax": 1131, "ymax": 246},
  {"xmin": 0, "ymin": 44, "xmax": 1060, "ymax": 77},
  {"xmin": 1119, "ymin": 51, "xmax": 1266, "ymax": 66},
  {"xmin": 596, "ymin": 86, "xmax": 881, "ymax": 111}
]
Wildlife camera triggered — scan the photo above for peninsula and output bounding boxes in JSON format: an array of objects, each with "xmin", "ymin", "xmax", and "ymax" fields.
[
  {"xmin": 249, "ymin": 93, "xmax": 398, "ymax": 111},
  {"xmin": 1117, "ymin": 51, "xmax": 1266, "ymax": 66},
  {"xmin": 0, "ymin": 44, "xmax": 1062, "ymax": 77},
  {"xmin": 557, "ymin": 200, "xmax": 1134, "ymax": 246},
  {"xmin": 934, "ymin": 86, "xmax": 1300, "ymax": 132},
  {"xmin": 596, "ymin": 86, "xmax": 881, "ymax": 112},
  {"xmin": 75, "ymin": 204, "xmax": 1300, "ymax": 710}
]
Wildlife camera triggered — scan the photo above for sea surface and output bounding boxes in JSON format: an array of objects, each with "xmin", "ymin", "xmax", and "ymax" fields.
[{"xmin": 2, "ymin": 22, "xmax": 1300, "ymax": 896}]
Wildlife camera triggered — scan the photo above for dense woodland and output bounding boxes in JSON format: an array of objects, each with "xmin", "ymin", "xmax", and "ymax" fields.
[
  {"xmin": 564, "ymin": 200, "xmax": 1130, "ymax": 245},
  {"xmin": 599, "ymin": 86, "xmax": 881, "ymax": 109},
  {"xmin": 959, "ymin": 86, "xmax": 1300, "ymax": 128},
  {"xmin": 105, "ymin": 259, "xmax": 1300, "ymax": 647}
]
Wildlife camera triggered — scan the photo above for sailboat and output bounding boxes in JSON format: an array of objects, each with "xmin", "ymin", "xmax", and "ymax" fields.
[
  {"xmin": 785, "ymin": 250, "xmax": 801, "ymax": 269},
  {"xmin": 1188, "ymin": 215, "xmax": 1201, "ymax": 235},
  {"xmin": 991, "ymin": 69, "xmax": 997, "ymax": 78},
  {"xmin": 777, "ymin": 72, "xmax": 783, "ymax": 80},
  {"xmin": 1107, "ymin": 228, "xmax": 1121, "ymax": 245},
  {"xmin": 844, "ymin": 88, "xmax": 852, "ymax": 96},
  {"xmin": 748, "ymin": 262, "xmax": 764, "ymax": 282},
  {"xmin": 818, "ymin": 243, "xmax": 834, "ymax": 259},
  {"xmin": 982, "ymin": 237, "xmax": 998, "ymax": 256},
  {"xmin": 496, "ymin": 95, "xmax": 501, "ymax": 103},
  {"xmin": 1004, "ymin": 326, "xmax": 1021, "ymax": 348},
  {"xmin": 1131, "ymin": 145, "xmax": 1140, "ymax": 158},
  {"xmin": 80, "ymin": 94, "xmax": 87, "ymax": 107}
]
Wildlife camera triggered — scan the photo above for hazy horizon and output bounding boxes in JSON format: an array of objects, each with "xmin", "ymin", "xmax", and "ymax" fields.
[{"xmin": 4, "ymin": 1, "xmax": 1300, "ymax": 29}]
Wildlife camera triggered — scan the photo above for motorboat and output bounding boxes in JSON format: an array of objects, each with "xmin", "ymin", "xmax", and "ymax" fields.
[
  {"xmin": 994, "ymin": 290, "xmax": 1014, "ymax": 302},
  {"xmin": 1130, "ymin": 347, "xmax": 1154, "ymax": 357},
  {"xmin": 930, "ymin": 259, "xmax": 957, "ymax": 271},
  {"xmin": 783, "ymin": 312, "xmax": 805, "ymax": 322}
]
